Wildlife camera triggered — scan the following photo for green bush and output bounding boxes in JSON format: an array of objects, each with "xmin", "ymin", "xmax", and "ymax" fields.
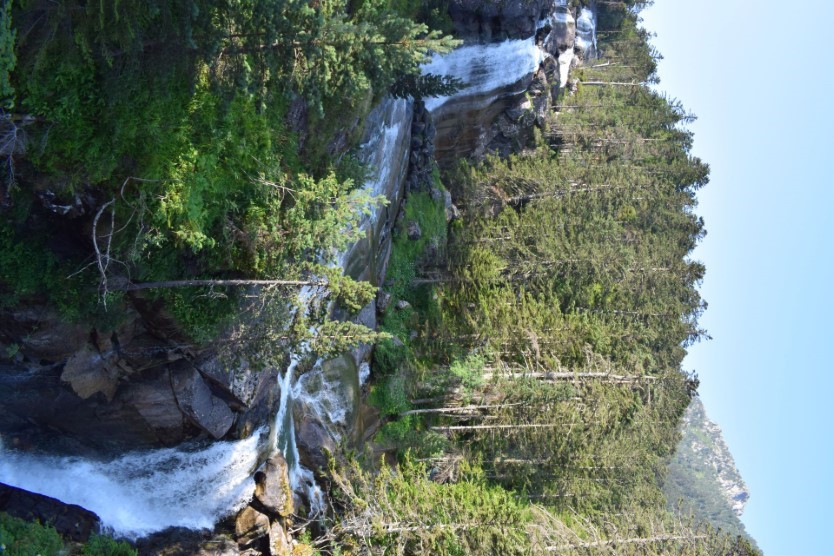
[
  {"xmin": 0, "ymin": 513, "xmax": 63, "ymax": 556},
  {"xmin": 82, "ymin": 534, "xmax": 137, "ymax": 556}
]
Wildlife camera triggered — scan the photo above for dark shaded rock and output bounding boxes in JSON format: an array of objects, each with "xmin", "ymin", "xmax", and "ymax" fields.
[
  {"xmin": 406, "ymin": 220, "xmax": 422, "ymax": 240},
  {"xmin": 448, "ymin": 0, "xmax": 551, "ymax": 40},
  {"xmin": 0, "ymin": 482, "xmax": 100, "ymax": 542},
  {"xmin": 376, "ymin": 290, "xmax": 393, "ymax": 314},
  {"xmin": 296, "ymin": 417, "xmax": 337, "ymax": 472},
  {"xmin": 171, "ymin": 363, "xmax": 235, "ymax": 439},
  {"xmin": 0, "ymin": 305, "xmax": 88, "ymax": 362},
  {"xmin": 253, "ymin": 454, "xmax": 294, "ymax": 518},
  {"xmin": 124, "ymin": 370, "xmax": 186, "ymax": 444},
  {"xmin": 234, "ymin": 506, "xmax": 270, "ymax": 549},
  {"xmin": 137, "ymin": 527, "xmax": 240, "ymax": 556}
]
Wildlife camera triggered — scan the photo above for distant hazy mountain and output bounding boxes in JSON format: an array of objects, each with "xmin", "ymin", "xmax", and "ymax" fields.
[{"xmin": 664, "ymin": 396, "xmax": 758, "ymax": 546}]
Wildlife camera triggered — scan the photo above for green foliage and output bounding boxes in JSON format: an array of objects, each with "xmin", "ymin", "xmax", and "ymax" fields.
[
  {"xmin": 385, "ymin": 191, "xmax": 447, "ymax": 300},
  {"xmin": 0, "ymin": 513, "xmax": 63, "ymax": 556},
  {"xmin": 0, "ymin": 221, "xmax": 117, "ymax": 325},
  {"xmin": 82, "ymin": 534, "xmax": 137, "ymax": 556},
  {"xmin": 448, "ymin": 351, "xmax": 485, "ymax": 391},
  {"xmin": 390, "ymin": 73, "xmax": 464, "ymax": 100},
  {"xmin": 370, "ymin": 374, "xmax": 411, "ymax": 416},
  {"xmin": 0, "ymin": 0, "xmax": 14, "ymax": 109},
  {"xmin": 331, "ymin": 457, "xmax": 532, "ymax": 555},
  {"xmin": 0, "ymin": 514, "xmax": 136, "ymax": 556},
  {"xmin": 3, "ymin": 0, "xmax": 458, "ymax": 344}
]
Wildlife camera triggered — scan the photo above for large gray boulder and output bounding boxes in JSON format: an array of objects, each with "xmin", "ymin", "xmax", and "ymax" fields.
[
  {"xmin": 253, "ymin": 454, "xmax": 294, "ymax": 518},
  {"xmin": 171, "ymin": 363, "xmax": 235, "ymax": 439}
]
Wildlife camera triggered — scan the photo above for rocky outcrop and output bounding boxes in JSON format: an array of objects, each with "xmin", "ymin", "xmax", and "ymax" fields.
[
  {"xmin": 664, "ymin": 397, "xmax": 753, "ymax": 544},
  {"xmin": 426, "ymin": 2, "xmax": 586, "ymax": 166},
  {"xmin": 0, "ymin": 293, "xmax": 282, "ymax": 451},
  {"xmin": 448, "ymin": 0, "xmax": 557, "ymax": 41},
  {"xmin": 0, "ymin": 482, "xmax": 101, "ymax": 542},
  {"xmin": 171, "ymin": 363, "xmax": 236, "ymax": 440},
  {"xmin": 679, "ymin": 397, "xmax": 751, "ymax": 516},
  {"xmin": 253, "ymin": 455, "xmax": 294, "ymax": 518}
]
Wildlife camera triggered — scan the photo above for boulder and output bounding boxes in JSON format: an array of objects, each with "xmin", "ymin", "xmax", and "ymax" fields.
[
  {"xmin": 60, "ymin": 344, "xmax": 120, "ymax": 401},
  {"xmin": 443, "ymin": 190, "xmax": 459, "ymax": 222},
  {"xmin": 406, "ymin": 220, "xmax": 422, "ymax": 240},
  {"xmin": 253, "ymin": 454, "xmax": 294, "ymax": 518},
  {"xmin": 296, "ymin": 417, "xmax": 337, "ymax": 472},
  {"xmin": 171, "ymin": 363, "xmax": 235, "ymax": 439},
  {"xmin": 269, "ymin": 522, "xmax": 291, "ymax": 556},
  {"xmin": 0, "ymin": 482, "xmax": 100, "ymax": 542},
  {"xmin": 376, "ymin": 290, "xmax": 393, "ymax": 314},
  {"xmin": 395, "ymin": 299, "xmax": 412, "ymax": 311},
  {"xmin": 234, "ymin": 506, "xmax": 270, "ymax": 548}
]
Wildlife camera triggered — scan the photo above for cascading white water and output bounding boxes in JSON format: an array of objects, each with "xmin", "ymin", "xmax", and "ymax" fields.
[
  {"xmin": 575, "ymin": 5, "xmax": 598, "ymax": 59},
  {"xmin": 0, "ymin": 99, "xmax": 411, "ymax": 540},
  {"xmin": 0, "ymin": 432, "xmax": 264, "ymax": 538},
  {"xmin": 422, "ymin": 38, "xmax": 547, "ymax": 113},
  {"xmin": 422, "ymin": 0, "xmax": 597, "ymax": 114},
  {"xmin": 0, "ymin": 1, "xmax": 597, "ymax": 539}
]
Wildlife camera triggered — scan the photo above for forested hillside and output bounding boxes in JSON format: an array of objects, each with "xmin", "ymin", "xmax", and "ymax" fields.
[
  {"xmin": 665, "ymin": 396, "xmax": 757, "ymax": 547},
  {"xmin": 0, "ymin": 0, "xmax": 455, "ymax": 342},
  {"xmin": 335, "ymin": 2, "xmax": 761, "ymax": 554}
]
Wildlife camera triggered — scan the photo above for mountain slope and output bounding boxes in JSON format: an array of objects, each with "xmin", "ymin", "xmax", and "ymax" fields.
[{"xmin": 665, "ymin": 396, "xmax": 757, "ymax": 545}]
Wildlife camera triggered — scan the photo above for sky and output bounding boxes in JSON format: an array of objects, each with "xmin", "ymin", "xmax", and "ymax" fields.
[{"xmin": 640, "ymin": 1, "xmax": 834, "ymax": 555}]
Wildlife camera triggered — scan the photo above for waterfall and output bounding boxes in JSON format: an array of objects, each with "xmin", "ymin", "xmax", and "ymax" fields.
[
  {"xmin": 0, "ymin": 431, "xmax": 263, "ymax": 538},
  {"xmin": 0, "ymin": 0, "xmax": 597, "ymax": 539},
  {"xmin": 575, "ymin": 4, "xmax": 598, "ymax": 59},
  {"xmin": 0, "ymin": 99, "xmax": 411, "ymax": 540},
  {"xmin": 422, "ymin": 38, "xmax": 547, "ymax": 113}
]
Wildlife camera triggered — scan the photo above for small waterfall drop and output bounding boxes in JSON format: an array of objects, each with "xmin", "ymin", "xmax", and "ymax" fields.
[{"xmin": 0, "ymin": 431, "xmax": 263, "ymax": 538}]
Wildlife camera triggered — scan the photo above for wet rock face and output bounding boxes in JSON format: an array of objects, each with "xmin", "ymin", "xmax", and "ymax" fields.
[
  {"xmin": 341, "ymin": 98, "xmax": 413, "ymax": 286},
  {"xmin": 0, "ymin": 482, "xmax": 101, "ymax": 542},
  {"xmin": 296, "ymin": 417, "xmax": 337, "ymax": 473},
  {"xmin": 448, "ymin": 0, "xmax": 553, "ymax": 41}
]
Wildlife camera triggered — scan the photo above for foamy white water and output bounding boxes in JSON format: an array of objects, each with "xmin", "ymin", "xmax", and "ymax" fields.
[
  {"xmin": 0, "ymin": 432, "xmax": 264, "ymax": 538},
  {"xmin": 576, "ymin": 6, "xmax": 598, "ymax": 59},
  {"xmin": 423, "ymin": 38, "xmax": 546, "ymax": 112}
]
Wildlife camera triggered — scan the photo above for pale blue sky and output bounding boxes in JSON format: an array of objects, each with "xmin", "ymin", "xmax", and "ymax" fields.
[{"xmin": 641, "ymin": 1, "xmax": 834, "ymax": 555}]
